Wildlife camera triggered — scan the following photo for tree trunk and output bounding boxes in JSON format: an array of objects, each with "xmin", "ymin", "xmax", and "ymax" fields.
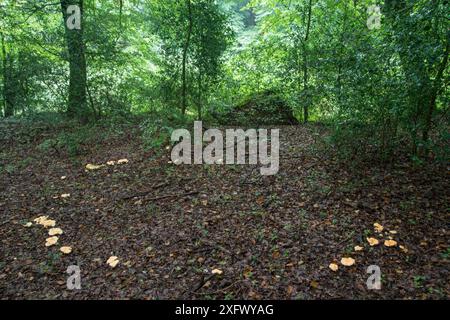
[
  {"xmin": 60, "ymin": 0, "xmax": 88, "ymax": 123},
  {"xmin": 1, "ymin": 32, "xmax": 13, "ymax": 118},
  {"xmin": 181, "ymin": 0, "xmax": 193, "ymax": 115},
  {"xmin": 302, "ymin": 0, "xmax": 313, "ymax": 123},
  {"xmin": 197, "ymin": 72, "xmax": 202, "ymax": 120},
  {"xmin": 385, "ymin": 0, "xmax": 448, "ymax": 157}
]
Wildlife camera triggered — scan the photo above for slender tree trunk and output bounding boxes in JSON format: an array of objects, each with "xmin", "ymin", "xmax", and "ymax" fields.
[
  {"xmin": 1, "ymin": 32, "xmax": 13, "ymax": 118},
  {"xmin": 1, "ymin": 32, "xmax": 7, "ymax": 117},
  {"xmin": 181, "ymin": 0, "xmax": 193, "ymax": 115},
  {"xmin": 197, "ymin": 72, "xmax": 202, "ymax": 120},
  {"xmin": 385, "ymin": 0, "xmax": 448, "ymax": 157},
  {"xmin": 60, "ymin": 0, "xmax": 88, "ymax": 123},
  {"xmin": 302, "ymin": 0, "xmax": 313, "ymax": 123},
  {"xmin": 336, "ymin": 4, "xmax": 348, "ymax": 106}
]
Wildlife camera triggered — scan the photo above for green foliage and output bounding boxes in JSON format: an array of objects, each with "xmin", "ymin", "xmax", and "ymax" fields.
[
  {"xmin": 140, "ymin": 109, "xmax": 192, "ymax": 151},
  {"xmin": 37, "ymin": 119, "xmax": 133, "ymax": 157},
  {"xmin": 219, "ymin": 90, "xmax": 298, "ymax": 126},
  {"xmin": 0, "ymin": 0, "xmax": 448, "ymax": 161},
  {"xmin": 38, "ymin": 129, "xmax": 90, "ymax": 157}
]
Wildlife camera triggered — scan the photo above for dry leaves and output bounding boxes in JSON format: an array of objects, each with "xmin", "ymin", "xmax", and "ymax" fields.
[
  {"xmin": 354, "ymin": 246, "xmax": 364, "ymax": 252},
  {"xmin": 117, "ymin": 159, "xmax": 129, "ymax": 164},
  {"xmin": 61, "ymin": 194, "xmax": 71, "ymax": 199}
]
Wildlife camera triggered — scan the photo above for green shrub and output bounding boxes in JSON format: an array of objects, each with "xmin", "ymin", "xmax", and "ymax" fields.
[{"xmin": 140, "ymin": 109, "xmax": 192, "ymax": 152}]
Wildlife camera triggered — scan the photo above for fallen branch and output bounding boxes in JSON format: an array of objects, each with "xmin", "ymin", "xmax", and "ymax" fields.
[{"xmin": 193, "ymin": 279, "xmax": 245, "ymax": 296}]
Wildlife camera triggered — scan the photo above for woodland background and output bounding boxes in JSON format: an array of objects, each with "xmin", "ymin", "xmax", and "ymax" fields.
[{"xmin": 0, "ymin": 0, "xmax": 449, "ymax": 300}]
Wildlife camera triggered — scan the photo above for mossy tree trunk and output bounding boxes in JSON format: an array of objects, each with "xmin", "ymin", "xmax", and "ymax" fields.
[{"xmin": 60, "ymin": 0, "xmax": 88, "ymax": 123}]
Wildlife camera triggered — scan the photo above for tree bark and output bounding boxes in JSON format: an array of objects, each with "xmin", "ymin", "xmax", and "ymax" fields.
[
  {"xmin": 181, "ymin": 0, "xmax": 193, "ymax": 115},
  {"xmin": 302, "ymin": 0, "xmax": 313, "ymax": 123},
  {"xmin": 60, "ymin": 0, "xmax": 88, "ymax": 123},
  {"xmin": 1, "ymin": 32, "xmax": 13, "ymax": 118},
  {"xmin": 197, "ymin": 72, "xmax": 202, "ymax": 120}
]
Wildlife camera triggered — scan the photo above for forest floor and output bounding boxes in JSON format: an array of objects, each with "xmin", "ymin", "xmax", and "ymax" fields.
[{"xmin": 0, "ymin": 120, "xmax": 448, "ymax": 300}]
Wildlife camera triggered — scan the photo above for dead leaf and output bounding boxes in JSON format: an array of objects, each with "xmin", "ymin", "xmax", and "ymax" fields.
[
  {"xmin": 106, "ymin": 161, "xmax": 116, "ymax": 166},
  {"xmin": 354, "ymin": 246, "xmax": 364, "ymax": 252},
  {"xmin": 285, "ymin": 262, "xmax": 295, "ymax": 268},
  {"xmin": 256, "ymin": 196, "xmax": 265, "ymax": 205},
  {"xmin": 399, "ymin": 245, "xmax": 409, "ymax": 253},
  {"xmin": 340, "ymin": 257, "xmax": 356, "ymax": 267},
  {"xmin": 287, "ymin": 285, "xmax": 295, "ymax": 295},
  {"xmin": 117, "ymin": 159, "xmax": 129, "ymax": 165},
  {"xmin": 61, "ymin": 194, "xmax": 71, "ymax": 199},
  {"xmin": 23, "ymin": 222, "xmax": 32, "ymax": 228}
]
